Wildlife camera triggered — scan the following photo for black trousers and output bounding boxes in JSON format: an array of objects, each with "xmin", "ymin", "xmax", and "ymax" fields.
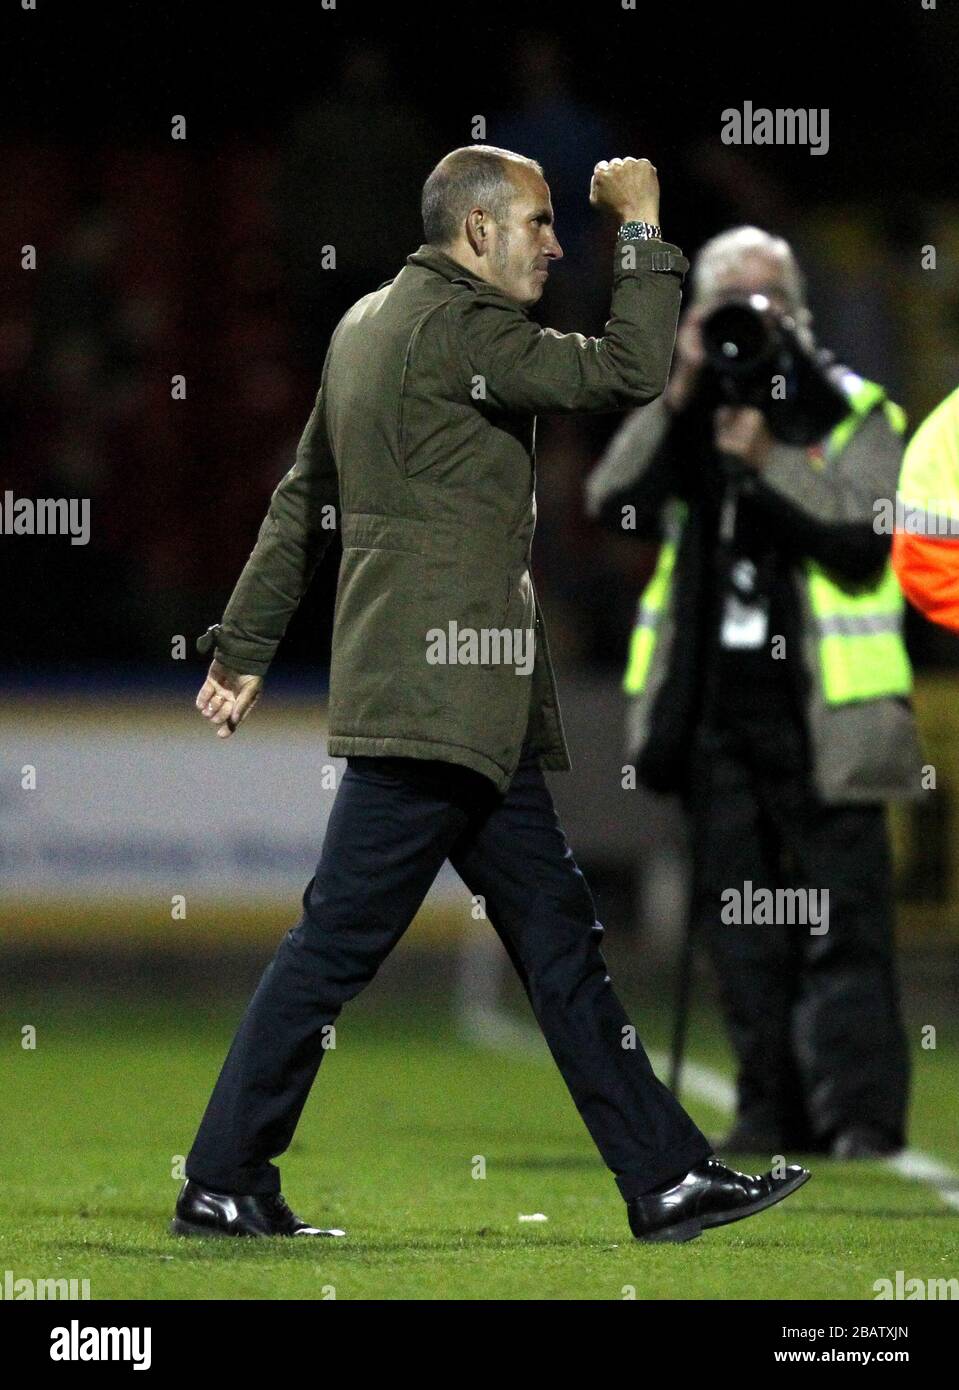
[
  {"xmin": 689, "ymin": 712, "xmax": 911, "ymax": 1147},
  {"xmin": 186, "ymin": 747, "xmax": 711, "ymax": 1202}
]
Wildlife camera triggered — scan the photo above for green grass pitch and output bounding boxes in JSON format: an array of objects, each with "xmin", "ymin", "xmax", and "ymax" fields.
[{"xmin": 1, "ymin": 992, "xmax": 956, "ymax": 1300}]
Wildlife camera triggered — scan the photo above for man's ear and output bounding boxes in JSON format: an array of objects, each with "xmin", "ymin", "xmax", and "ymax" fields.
[{"xmin": 465, "ymin": 208, "xmax": 488, "ymax": 257}]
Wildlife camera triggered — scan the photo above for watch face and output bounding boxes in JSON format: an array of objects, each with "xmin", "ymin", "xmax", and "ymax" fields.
[{"xmin": 623, "ymin": 222, "xmax": 658, "ymax": 240}]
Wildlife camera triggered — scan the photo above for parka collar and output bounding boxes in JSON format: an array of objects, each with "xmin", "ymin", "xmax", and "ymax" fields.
[{"xmin": 406, "ymin": 243, "xmax": 495, "ymax": 290}]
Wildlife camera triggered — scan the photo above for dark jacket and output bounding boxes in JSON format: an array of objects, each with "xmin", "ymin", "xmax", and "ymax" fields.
[{"xmin": 199, "ymin": 236, "xmax": 689, "ymax": 792}]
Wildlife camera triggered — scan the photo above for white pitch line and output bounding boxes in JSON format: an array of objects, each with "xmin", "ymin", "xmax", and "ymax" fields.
[
  {"xmin": 648, "ymin": 1050, "xmax": 736, "ymax": 1113},
  {"xmin": 649, "ymin": 1049, "xmax": 959, "ymax": 1214},
  {"xmin": 884, "ymin": 1151, "xmax": 959, "ymax": 1211}
]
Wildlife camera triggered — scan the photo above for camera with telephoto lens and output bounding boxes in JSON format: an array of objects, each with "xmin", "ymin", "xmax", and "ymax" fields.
[{"xmin": 699, "ymin": 294, "xmax": 849, "ymax": 447}]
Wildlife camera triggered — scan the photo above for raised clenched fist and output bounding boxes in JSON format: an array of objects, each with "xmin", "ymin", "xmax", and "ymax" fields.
[{"xmin": 589, "ymin": 156, "xmax": 660, "ymax": 227}]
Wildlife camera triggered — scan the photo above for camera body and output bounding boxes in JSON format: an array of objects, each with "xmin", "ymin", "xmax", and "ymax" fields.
[{"xmin": 699, "ymin": 294, "xmax": 848, "ymax": 446}]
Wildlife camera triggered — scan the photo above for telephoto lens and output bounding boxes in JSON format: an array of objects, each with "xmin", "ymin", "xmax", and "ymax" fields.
[
  {"xmin": 700, "ymin": 294, "xmax": 848, "ymax": 446},
  {"xmin": 701, "ymin": 296, "xmax": 777, "ymax": 386}
]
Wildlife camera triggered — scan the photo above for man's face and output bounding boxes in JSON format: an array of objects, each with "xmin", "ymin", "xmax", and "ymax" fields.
[{"xmin": 484, "ymin": 167, "xmax": 563, "ymax": 306}]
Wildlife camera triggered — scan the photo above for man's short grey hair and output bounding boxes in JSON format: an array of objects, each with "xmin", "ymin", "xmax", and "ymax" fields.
[
  {"xmin": 421, "ymin": 145, "xmax": 543, "ymax": 248},
  {"xmin": 692, "ymin": 225, "xmax": 812, "ymax": 335}
]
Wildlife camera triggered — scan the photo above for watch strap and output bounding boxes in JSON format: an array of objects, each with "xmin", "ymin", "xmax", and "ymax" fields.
[{"xmin": 619, "ymin": 220, "xmax": 662, "ymax": 241}]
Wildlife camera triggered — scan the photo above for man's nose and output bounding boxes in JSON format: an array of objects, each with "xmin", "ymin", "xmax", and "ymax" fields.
[{"xmin": 545, "ymin": 234, "xmax": 563, "ymax": 261}]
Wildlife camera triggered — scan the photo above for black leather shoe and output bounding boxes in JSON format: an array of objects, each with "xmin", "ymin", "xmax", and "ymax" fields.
[
  {"xmin": 627, "ymin": 1157, "xmax": 811, "ymax": 1243},
  {"xmin": 831, "ymin": 1125, "xmax": 901, "ymax": 1159},
  {"xmin": 170, "ymin": 1179, "xmax": 346, "ymax": 1238}
]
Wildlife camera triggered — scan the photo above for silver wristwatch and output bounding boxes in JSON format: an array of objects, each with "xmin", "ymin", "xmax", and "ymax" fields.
[{"xmin": 619, "ymin": 220, "xmax": 662, "ymax": 241}]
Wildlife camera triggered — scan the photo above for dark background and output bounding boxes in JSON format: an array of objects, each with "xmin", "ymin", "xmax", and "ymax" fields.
[{"xmin": 4, "ymin": 0, "xmax": 959, "ymax": 687}]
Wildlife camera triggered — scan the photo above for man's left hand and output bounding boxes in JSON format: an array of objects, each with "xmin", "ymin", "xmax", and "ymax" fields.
[{"xmin": 714, "ymin": 406, "xmax": 774, "ymax": 471}]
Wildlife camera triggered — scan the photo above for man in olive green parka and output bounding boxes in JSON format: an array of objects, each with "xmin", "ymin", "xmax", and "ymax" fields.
[{"xmin": 173, "ymin": 147, "xmax": 809, "ymax": 1245}]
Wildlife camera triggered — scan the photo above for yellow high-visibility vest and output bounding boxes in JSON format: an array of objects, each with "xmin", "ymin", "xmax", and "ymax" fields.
[{"xmin": 623, "ymin": 376, "xmax": 912, "ymax": 705}]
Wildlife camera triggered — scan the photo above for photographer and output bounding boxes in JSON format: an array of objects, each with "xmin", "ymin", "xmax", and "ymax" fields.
[{"xmin": 586, "ymin": 226, "xmax": 923, "ymax": 1158}]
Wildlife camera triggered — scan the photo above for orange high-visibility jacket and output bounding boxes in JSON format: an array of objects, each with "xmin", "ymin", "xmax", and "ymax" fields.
[{"xmin": 893, "ymin": 385, "xmax": 959, "ymax": 632}]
